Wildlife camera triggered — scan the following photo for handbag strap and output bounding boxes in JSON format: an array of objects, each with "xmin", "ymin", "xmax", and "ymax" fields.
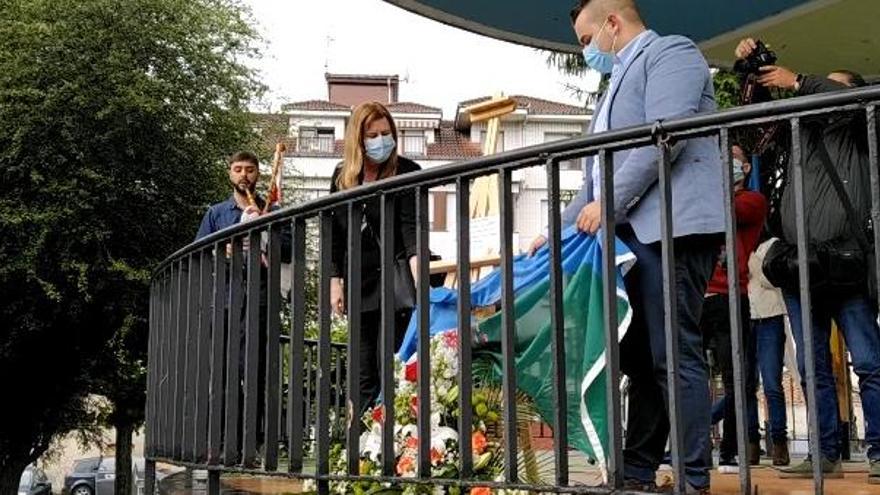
[{"xmin": 815, "ymin": 135, "xmax": 872, "ymax": 253}]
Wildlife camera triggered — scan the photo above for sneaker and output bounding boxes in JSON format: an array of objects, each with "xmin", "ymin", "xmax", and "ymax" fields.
[
  {"xmin": 771, "ymin": 440, "xmax": 790, "ymax": 466},
  {"xmin": 778, "ymin": 458, "xmax": 843, "ymax": 479},
  {"xmin": 869, "ymin": 459, "xmax": 880, "ymax": 485},
  {"xmin": 718, "ymin": 458, "xmax": 739, "ymax": 474}
]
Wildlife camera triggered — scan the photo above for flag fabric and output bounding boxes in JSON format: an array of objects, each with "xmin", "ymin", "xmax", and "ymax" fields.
[
  {"xmin": 748, "ymin": 154, "xmax": 761, "ymax": 192},
  {"xmin": 398, "ymin": 226, "xmax": 635, "ymax": 478}
]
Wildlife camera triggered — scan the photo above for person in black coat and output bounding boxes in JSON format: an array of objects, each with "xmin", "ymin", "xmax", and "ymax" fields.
[{"xmin": 329, "ymin": 101, "xmax": 421, "ymax": 411}]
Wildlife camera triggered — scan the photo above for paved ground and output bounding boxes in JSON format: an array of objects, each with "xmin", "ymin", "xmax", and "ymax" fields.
[{"xmin": 157, "ymin": 460, "xmax": 880, "ymax": 494}]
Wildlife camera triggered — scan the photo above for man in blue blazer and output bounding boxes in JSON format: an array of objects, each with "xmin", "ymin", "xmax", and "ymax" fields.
[{"xmin": 531, "ymin": 0, "xmax": 725, "ymax": 491}]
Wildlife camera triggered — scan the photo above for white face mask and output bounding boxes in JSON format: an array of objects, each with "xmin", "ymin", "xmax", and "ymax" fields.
[
  {"xmin": 733, "ymin": 158, "xmax": 746, "ymax": 183},
  {"xmin": 364, "ymin": 134, "xmax": 396, "ymax": 163}
]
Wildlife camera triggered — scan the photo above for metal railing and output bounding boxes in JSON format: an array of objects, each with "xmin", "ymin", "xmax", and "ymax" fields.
[
  {"xmin": 298, "ymin": 136, "xmax": 336, "ymax": 154},
  {"xmin": 144, "ymin": 85, "xmax": 880, "ymax": 495}
]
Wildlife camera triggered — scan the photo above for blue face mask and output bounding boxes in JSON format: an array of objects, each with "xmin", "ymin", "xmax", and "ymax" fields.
[
  {"xmin": 582, "ymin": 20, "xmax": 616, "ymax": 75},
  {"xmin": 364, "ymin": 134, "xmax": 396, "ymax": 163}
]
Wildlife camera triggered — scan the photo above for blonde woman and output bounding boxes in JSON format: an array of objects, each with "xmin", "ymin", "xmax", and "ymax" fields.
[{"xmin": 329, "ymin": 101, "xmax": 421, "ymax": 409}]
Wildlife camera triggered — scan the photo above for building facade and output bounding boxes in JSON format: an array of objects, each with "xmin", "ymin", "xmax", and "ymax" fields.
[{"xmin": 263, "ymin": 74, "xmax": 593, "ymax": 258}]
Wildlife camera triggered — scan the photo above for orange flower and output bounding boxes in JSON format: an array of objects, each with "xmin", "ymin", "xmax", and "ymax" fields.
[
  {"xmin": 405, "ymin": 436, "xmax": 419, "ymax": 450},
  {"xmin": 430, "ymin": 447, "xmax": 443, "ymax": 465},
  {"xmin": 471, "ymin": 431, "xmax": 488, "ymax": 455},
  {"xmin": 470, "ymin": 487, "xmax": 491, "ymax": 495},
  {"xmin": 396, "ymin": 455, "xmax": 415, "ymax": 475}
]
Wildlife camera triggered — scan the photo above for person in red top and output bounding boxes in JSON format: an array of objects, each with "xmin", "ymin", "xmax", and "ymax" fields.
[{"xmin": 700, "ymin": 144, "xmax": 768, "ymax": 472}]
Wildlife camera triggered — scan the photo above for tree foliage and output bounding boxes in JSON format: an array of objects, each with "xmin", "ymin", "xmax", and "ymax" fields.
[{"xmin": 0, "ymin": 0, "xmax": 264, "ymax": 492}]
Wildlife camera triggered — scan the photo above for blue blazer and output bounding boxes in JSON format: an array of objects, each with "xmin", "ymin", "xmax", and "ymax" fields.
[{"xmin": 561, "ymin": 30, "xmax": 725, "ymax": 244}]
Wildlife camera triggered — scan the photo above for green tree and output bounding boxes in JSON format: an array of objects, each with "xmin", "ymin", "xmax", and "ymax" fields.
[
  {"xmin": 0, "ymin": 0, "xmax": 264, "ymax": 493},
  {"xmin": 713, "ymin": 69, "xmax": 743, "ymax": 109}
]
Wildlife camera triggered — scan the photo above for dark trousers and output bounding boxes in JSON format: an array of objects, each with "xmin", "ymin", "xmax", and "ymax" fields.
[
  {"xmin": 617, "ymin": 225, "xmax": 719, "ymax": 489},
  {"xmin": 700, "ymin": 293, "xmax": 759, "ymax": 460},
  {"xmin": 358, "ymin": 309, "xmax": 412, "ymax": 411}
]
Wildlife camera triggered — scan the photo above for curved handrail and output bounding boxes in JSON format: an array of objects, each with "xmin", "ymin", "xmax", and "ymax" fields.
[{"xmin": 154, "ymin": 84, "xmax": 880, "ymax": 275}]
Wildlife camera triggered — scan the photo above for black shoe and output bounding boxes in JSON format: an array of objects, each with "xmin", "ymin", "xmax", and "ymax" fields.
[{"xmin": 622, "ymin": 478, "xmax": 659, "ymax": 492}]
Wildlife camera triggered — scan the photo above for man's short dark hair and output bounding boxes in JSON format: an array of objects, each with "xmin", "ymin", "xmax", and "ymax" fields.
[
  {"xmin": 570, "ymin": 0, "xmax": 591, "ymax": 23},
  {"xmin": 228, "ymin": 151, "xmax": 259, "ymax": 167},
  {"xmin": 832, "ymin": 69, "xmax": 867, "ymax": 88}
]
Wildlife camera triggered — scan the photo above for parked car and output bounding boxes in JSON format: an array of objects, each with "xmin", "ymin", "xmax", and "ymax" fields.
[
  {"xmin": 63, "ymin": 456, "xmax": 145, "ymax": 495},
  {"xmin": 18, "ymin": 465, "xmax": 51, "ymax": 495}
]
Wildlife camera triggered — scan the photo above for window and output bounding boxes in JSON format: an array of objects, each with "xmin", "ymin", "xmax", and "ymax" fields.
[
  {"xmin": 480, "ymin": 130, "xmax": 505, "ymax": 152},
  {"xmin": 544, "ymin": 132, "xmax": 581, "ymax": 171},
  {"xmin": 74, "ymin": 459, "xmax": 101, "ymax": 473},
  {"xmin": 98, "ymin": 458, "xmax": 116, "ymax": 473},
  {"xmin": 299, "ymin": 127, "xmax": 335, "ymax": 153},
  {"xmin": 400, "ymin": 130, "xmax": 426, "ymax": 156}
]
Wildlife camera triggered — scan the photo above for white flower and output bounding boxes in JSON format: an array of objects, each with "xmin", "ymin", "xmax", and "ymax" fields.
[
  {"xmin": 359, "ymin": 423, "xmax": 383, "ymax": 462},
  {"xmin": 431, "ymin": 426, "xmax": 458, "ymax": 454}
]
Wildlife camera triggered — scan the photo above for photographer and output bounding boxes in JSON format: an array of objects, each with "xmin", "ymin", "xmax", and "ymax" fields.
[{"xmin": 735, "ymin": 38, "xmax": 879, "ymax": 483}]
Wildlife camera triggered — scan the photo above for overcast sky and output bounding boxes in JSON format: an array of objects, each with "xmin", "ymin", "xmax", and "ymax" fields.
[{"xmin": 244, "ymin": 0, "xmax": 601, "ymax": 118}]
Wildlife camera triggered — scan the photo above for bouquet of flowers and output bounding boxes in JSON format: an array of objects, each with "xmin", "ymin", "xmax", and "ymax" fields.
[{"xmin": 305, "ymin": 329, "xmax": 529, "ymax": 494}]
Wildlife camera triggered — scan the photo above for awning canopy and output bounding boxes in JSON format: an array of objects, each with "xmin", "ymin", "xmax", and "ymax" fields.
[{"xmin": 384, "ymin": 0, "xmax": 880, "ymax": 77}]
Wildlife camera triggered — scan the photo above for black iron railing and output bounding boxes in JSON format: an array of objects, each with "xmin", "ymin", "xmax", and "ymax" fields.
[{"xmin": 144, "ymin": 85, "xmax": 880, "ymax": 495}]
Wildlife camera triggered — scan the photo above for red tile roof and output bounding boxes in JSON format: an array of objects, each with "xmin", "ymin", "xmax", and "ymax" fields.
[
  {"xmin": 426, "ymin": 122, "xmax": 482, "ymax": 159},
  {"xmin": 281, "ymin": 100, "xmax": 351, "ymax": 112},
  {"xmin": 386, "ymin": 102, "xmax": 442, "ymax": 114},
  {"xmin": 458, "ymin": 95, "xmax": 588, "ymax": 116}
]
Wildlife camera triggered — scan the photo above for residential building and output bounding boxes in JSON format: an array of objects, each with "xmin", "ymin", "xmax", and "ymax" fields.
[{"xmin": 259, "ymin": 74, "xmax": 593, "ymax": 259}]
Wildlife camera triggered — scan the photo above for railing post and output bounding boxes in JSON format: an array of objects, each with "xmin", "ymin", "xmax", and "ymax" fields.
[
  {"xmin": 791, "ymin": 117, "xmax": 824, "ymax": 494},
  {"xmin": 498, "ymin": 168, "xmax": 519, "ymax": 484},
  {"xmin": 720, "ymin": 128, "xmax": 752, "ymax": 494},
  {"xmin": 143, "ymin": 459, "xmax": 156, "ymax": 495},
  {"xmin": 415, "ymin": 186, "xmax": 432, "ymax": 479},
  {"xmin": 598, "ymin": 149, "xmax": 623, "ymax": 489},
  {"xmin": 455, "ymin": 177, "xmax": 474, "ymax": 481},
  {"xmin": 264, "ymin": 222, "xmax": 283, "ymax": 470},
  {"xmin": 655, "ymin": 123, "xmax": 686, "ymax": 494},
  {"xmin": 207, "ymin": 470, "xmax": 221, "ymax": 495},
  {"xmin": 242, "ymin": 228, "xmax": 263, "ymax": 467},
  {"xmin": 380, "ymin": 193, "xmax": 399, "ymax": 477},
  {"xmin": 315, "ymin": 212, "xmax": 334, "ymax": 495},
  {"xmin": 288, "ymin": 218, "xmax": 307, "ymax": 473},
  {"xmin": 223, "ymin": 236, "xmax": 245, "ymax": 465},
  {"xmin": 345, "ymin": 202, "xmax": 363, "ymax": 476},
  {"xmin": 866, "ymin": 105, "xmax": 880, "ymax": 309},
  {"xmin": 207, "ymin": 241, "xmax": 227, "ymax": 465},
  {"xmin": 546, "ymin": 156, "xmax": 569, "ymax": 487}
]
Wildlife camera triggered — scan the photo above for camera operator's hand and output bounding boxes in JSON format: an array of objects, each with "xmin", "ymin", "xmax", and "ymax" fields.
[
  {"xmin": 757, "ymin": 65, "xmax": 798, "ymax": 90},
  {"xmin": 735, "ymin": 38, "xmax": 758, "ymax": 59}
]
